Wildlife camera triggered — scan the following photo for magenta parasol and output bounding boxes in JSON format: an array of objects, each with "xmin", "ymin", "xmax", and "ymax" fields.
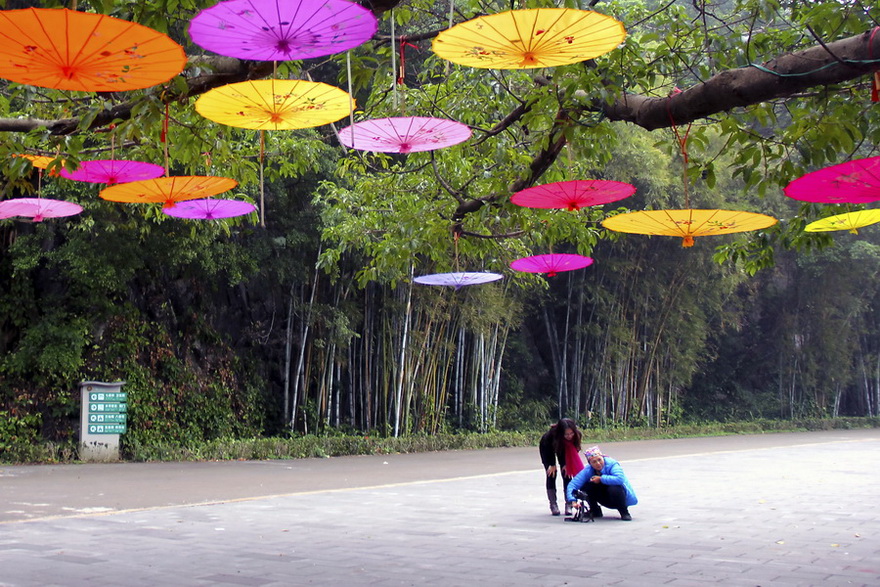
[
  {"xmin": 413, "ymin": 272, "xmax": 503, "ymax": 290},
  {"xmin": 58, "ymin": 160, "xmax": 165, "ymax": 185},
  {"xmin": 511, "ymin": 179, "xmax": 635, "ymax": 211},
  {"xmin": 784, "ymin": 156, "xmax": 880, "ymax": 204},
  {"xmin": 162, "ymin": 198, "xmax": 257, "ymax": 220},
  {"xmin": 510, "ymin": 253, "xmax": 594, "ymax": 277},
  {"xmin": 188, "ymin": 0, "xmax": 378, "ymax": 61},
  {"xmin": 0, "ymin": 198, "xmax": 82, "ymax": 222},
  {"xmin": 338, "ymin": 117, "xmax": 472, "ymax": 153}
]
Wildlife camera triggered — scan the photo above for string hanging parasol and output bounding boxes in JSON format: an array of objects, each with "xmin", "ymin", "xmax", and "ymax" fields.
[
  {"xmin": 0, "ymin": 7, "xmax": 186, "ymax": 91},
  {"xmin": 188, "ymin": 0, "xmax": 377, "ymax": 61},
  {"xmin": 803, "ymin": 209, "xmax": 880, "ymax": 235},
  {"xmin": 0, "ymin": 197, "xmax": 82, "ymax": 222},
  {"xmin": 338, "ymin": 116, "xmax": 472, "ymax": 153},
  {"xmin": 510, "ymin": 253, "xmax": 593, "ymax": 277},
  {"xmin": 413, "ymin": 271, "xmax": 503, "ymax": 290},
  {"xmin": 511, "ymin": 179, "xmax": 635, "ymax": 211},
  {"xmin": 432, "ymin": 8, "xmax": 626, "ymax": 69},
  {"xmin": 59, "ymin": 160, "xmax": 165, "ymax": 185},
  {"xmin": 162, "ymin": 198, "xmax": 257, "ymax": 220},
  {"xmin": 99, "ymin": 176, "xmax": 238, "ymax": 209},
  {"xmin": 784, "ymin": 156, "xmax": 880, "ymax": 204}
]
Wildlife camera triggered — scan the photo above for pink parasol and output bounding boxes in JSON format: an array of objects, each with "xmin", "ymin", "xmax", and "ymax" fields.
[
  {"xmin": 162, "ymin": 198, "xmax": 257, "ymax": 220},
  {"xmin": 511, "ymin": 179, "xmax": 635, "ymax": 211},
  {"xmin": 510, "ymin": 253, "xmax": 594, "ymax": 277},
  {"xmin": 188, "ymin": 0, "xmax": 378, "ymax": 61},
  {"xmin": 784, "ymin": 156, "xmax": 880, "ymax": 203},
  {"xmin": 413, "ymin": 272, "xmax": 503, "ymax": 290},
  {"xmin": 58, "ymin": 160, "xmax": 165, "ymax": 185},
  {"xmin": 338, "ymin": 117, "xmax": 472, "ymax": 153},
  {"xmin": 0, "ymin": 197, "xmax": 82, "ymax": 222}
]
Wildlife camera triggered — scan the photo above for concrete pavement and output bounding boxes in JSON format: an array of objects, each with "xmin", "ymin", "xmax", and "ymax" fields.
[{"xmin": 1, "ymin": 429, "xmax": 879, "ymax": 586}]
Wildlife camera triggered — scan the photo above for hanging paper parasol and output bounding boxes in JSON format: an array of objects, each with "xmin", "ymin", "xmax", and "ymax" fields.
[
  {"xmin": 58, "ymin": 159, "xmax": 165, "ymax": 185},
  {"xmin": 432, "ymin": 8, "xmax": 626, "ymax": 69},
  {"xmin": 100, "ymin": 176, "xmax": 238, "ymax": 208},
  {"xmin": 784, "ymin": 156, "xmax": 880, "ymax": 204},
  {"xmin": 803, "ymin": 209, "xmax": 880, "ymax": 234},
  {"xmin": 511, "ymin": 179, "xmax": 635, "ymax": 211},
  {"xmin": 338, "ymin": 116, "xmax": 472, "ymax": 153},
  {"xmin": 0, "ymin": 8, "xmax": 186, "ymax": 92},
  {"xmin": 510, "ymin": 253, "xmax": 593, "ymax": 277},
  {"xmin": 188, "ymin": 0, "xmax": 377, "ymax": 61},
  {"xmin": 162, "ymin": 198, "xmax": 257, "ymax": 220},
  {"xmin": 195, "ymin": 79, "xmax": 353, "ymax": 130},
  {"xmin": 602, "ymin": 209, "xmax": 778, "ymax": 247},
  {"xmin": 0, "ymin": 197, "xmax": 82, "ymax": 222},
  {"xmin": 413, "ymin": 272, "xmax": 503, "ymax": 290}
]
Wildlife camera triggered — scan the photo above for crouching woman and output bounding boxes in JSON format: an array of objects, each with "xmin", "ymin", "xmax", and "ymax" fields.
[{"xmin": 566, "ymin": 446, "xmax": 637, "ymax": 521}]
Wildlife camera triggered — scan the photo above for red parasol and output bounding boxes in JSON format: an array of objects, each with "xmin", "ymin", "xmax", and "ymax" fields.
[
  {"xmin": 58, "ymin": 159, "xmax": 165, "ymax": 185},
  {"xmin": 511, "ymin": 179, "xmax": 636, "ymax": 211},
  {"xmin": 338, "ymin": 117, "xmax": 472, "ymax": 153},
  {"xmin": 784, "ymin": 156, "xmax": 880, "ymax": 204},
  {"xmin": 0, "ymin": 197, "xmax": 82, "ymax": 222},
  {"xmin": 413, "ymin": 272, "xmax": 503, "ymax": 290},
  {"xmin": 510, "ymin": 253, "xmax": 593, "ymax": 277},
  {"xmin": 188, "ymin": 0, "xmax": 377, "ymax": 61},
  {"xmin": 0, "ymin": 8, "xmax": 186, "ymax": 92},
  {"xmin": 162, "ymin": 198, "xmax": 256, "ymax": 220}
]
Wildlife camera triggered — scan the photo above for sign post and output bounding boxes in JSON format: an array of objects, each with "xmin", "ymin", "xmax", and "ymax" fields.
[{"xmin": 79, "ymin": 381, "xmax": 127, "ymax": 462}]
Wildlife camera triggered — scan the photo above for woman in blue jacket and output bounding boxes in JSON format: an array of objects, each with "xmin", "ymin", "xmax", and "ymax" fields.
[{"xmin": 566, "ymin": 446, "xmax": 637, "ymax": 521}]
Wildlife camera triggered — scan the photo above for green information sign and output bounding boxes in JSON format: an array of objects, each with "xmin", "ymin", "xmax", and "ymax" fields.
[
  {"xmin": 88, "ymin": 391, "xmax": 127, "ymax": 402},
  {"xmin": 88, "ymin": 424, "xmax": 127, "ymax": 434},
  {"xmin": 88, "ymin": 413, "xmax": 127, "ymax": 424},
  {"xmin": 88, "ymin": 402, "xmax": 127, "ymax": 413}
]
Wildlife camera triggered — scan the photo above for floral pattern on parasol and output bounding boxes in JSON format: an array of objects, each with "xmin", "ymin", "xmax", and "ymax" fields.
[
  {"xmin": 511, "ymin": 179, "xmax": 635, "ymax": 211},
  {"xmin": 188, "ymin": 0, "xmax": 377, "ymax": 61},
  {"xmin": 784, "ymin": 156, "xmax": 880, "ymax": 204},
  {"xmin": 338, "ymin": 117, "xmax": 472, "ymax": 153},
  {"xmin": 602, "ymin": 209, "xmax": 778, "ymax": 247},
  {"xmin": 804, "ymin": 209, "xmax": 880, "ymax": 235},
  {"xmin": 0, "ymin": 197, "xmax": 82, "ymax": 222},
  {"xmin": 58, "ymin": 160, "xmax": 165, "ymax": 185},
  {"xmin": 100, "ymin": 176, "xmax": 238, "ymax": 208}
]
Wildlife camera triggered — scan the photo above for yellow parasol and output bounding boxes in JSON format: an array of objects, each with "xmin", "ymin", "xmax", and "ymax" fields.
[
  {"xmin": 432, "ymin": 8, "xmax": 625, "ymax": 69},
  {"xmin": 804, "ymin": 209, "xmax": 880, "ymax": 235},
  {"xmin": 602, "ymin": 209, "xmax": 778, "ymax": 247},
  {"xmin": 194, "ymin": 79, "xmax": 354, "ymax": 130},
  {"xmin": 99, "ymin": 176, "xmax": 237, "ymax": 208}
]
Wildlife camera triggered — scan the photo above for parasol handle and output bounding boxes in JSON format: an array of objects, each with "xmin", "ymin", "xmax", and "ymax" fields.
[{"xmin": 259, "ymin": 130, "xmax": 266, "ymax": 228}]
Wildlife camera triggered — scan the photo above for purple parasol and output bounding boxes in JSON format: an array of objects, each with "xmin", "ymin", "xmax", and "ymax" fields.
[
  {"xmin": 511, "ymin": 179, "xmax": 635, "ymax": 211},
  {"xmin": 784, "ymin": 156, "xmax": 880, "ymax": 204},
  {"xmin": 0, "ymin": 197, "xmax": 82, "ymax": 222},
  {"xmin": 338, "ymin": 117, "xmax": 472, "ymax": 153},
  {"xmin": 510, "ymin": 253, "xmax": 593, "ymax": 277},
  {"xmin": 58, "ymin": 159, "xmax": 165, "ymax": 185},
  {"xmin": 162, "ymin": 198, "xmax": 257, "ymax": 220},
  {"xmin": 188, "ymin": 0, "xmax": 378, "ymax": 61},
  {"xmin": 414, "ymin": 272, "xmax": 503, "ymax": 290}
]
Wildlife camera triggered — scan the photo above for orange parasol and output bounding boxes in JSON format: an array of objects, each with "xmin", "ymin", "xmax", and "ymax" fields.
[
  {"xmin": 0, "ymin": 8, "xmax": 186, "ymax": 92},
  {"xmin": 602, "ymin": 209, "xmax": 778, "ymax": 247},
  {"xmin": 432, "ymin": 8, "xmax": 625, "ymax": 69},
  {"xmin": 804, "ymin": 209, "xmax": 880, "ymax": 235},
  {"xmin": 99, "ymin": 176, "xmax": 238, "ymax": 209},
  {"xmin": 194, "ymin": 79, "xmax": 353, "ymax": 130}
]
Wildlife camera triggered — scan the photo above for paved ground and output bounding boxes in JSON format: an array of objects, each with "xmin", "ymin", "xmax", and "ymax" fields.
[{"xmin": 1, "ymin": 429, "xmax": 879, "ymax": 586}]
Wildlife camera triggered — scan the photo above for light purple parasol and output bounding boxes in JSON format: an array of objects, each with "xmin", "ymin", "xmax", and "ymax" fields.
[
  {"xmin": 338, "ymin": 117, "xmax": 472, "ymax": 153},
  {"xmin": 58, "ymin": 159, "xmax": 165, "ymax": 185},
  {"xmin": 162, "ymin": 198, "xmax": 257, "ymax": 220},
  {"xmin": 510, "ymin": 253, "xmax": 593, "ymax": 277},
  {"xmin": 511, "ymin": 179, "xmax": 635, "ymax": 211},
  {"xmin": 784, "ymin": 156, "xmax": 880, "ymax": 204},
  {"xmin": 414, "ymin": 272, "xmax": 503, "ymax": 290},
  {"xmin": 188, "ymin": 0, "xmax": 378, "ymax": 61},
  {"xmin": 0, "ymin": 198, "xmax": 83, "ymax": 222}
]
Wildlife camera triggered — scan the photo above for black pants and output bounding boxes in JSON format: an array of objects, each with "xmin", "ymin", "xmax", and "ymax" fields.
[
  {"xmin": 583, "ymin": 482, "xmax": 627, "ymax": 511},
  {"xmin": 545, "ymin": 471, "xmax": 571, "ymax": 496}
]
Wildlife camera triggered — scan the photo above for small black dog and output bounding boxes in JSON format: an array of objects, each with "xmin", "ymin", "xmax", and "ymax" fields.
[{"xmin": 565, "ymin": 489, "xmax": 594, "ymax": 523}]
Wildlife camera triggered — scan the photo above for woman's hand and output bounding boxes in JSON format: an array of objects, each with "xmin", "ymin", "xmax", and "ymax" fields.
[{"xmin": 546, "ymin": 465, "xmax": 557, "ymax": 477}]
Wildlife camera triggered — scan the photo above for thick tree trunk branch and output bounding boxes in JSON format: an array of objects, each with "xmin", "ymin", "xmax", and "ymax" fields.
[{"xmin": 603, "ymin": 29, "xmax": 880, "ymax": 130}]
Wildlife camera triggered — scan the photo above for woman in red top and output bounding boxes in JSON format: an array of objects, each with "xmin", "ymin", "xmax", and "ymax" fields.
[{"xmin": 538, "ymin": 418, "xmax": 584, "ymax": 516}]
